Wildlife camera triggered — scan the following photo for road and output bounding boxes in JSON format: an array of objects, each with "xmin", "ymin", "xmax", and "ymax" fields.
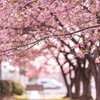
[
  {"xmin": 24, "ymin": 86, "xmax": 67, "ymax": 99},
  {"xmin": 24, "ymin": 86, "xmax": 96, "ymax": 99},
  {"xmin": 40, "ymin": 86, "xmax": 67, "ymax": 99}
]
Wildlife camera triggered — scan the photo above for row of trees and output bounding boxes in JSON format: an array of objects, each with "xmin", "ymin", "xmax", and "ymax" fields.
[
  {"xmin": 39, "ymin": 29, "xmax": 99, "ymax": 100},
  {"xmin": 0, "ymin": 0, "xmax": 100, "ymax": 100}
]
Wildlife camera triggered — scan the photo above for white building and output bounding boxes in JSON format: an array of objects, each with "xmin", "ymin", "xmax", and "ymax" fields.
[{"xmin": 1, "ymin": 62, "xmax": 20, "ymax": 82}]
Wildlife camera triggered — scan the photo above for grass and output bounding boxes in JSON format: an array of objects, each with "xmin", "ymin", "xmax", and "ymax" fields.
[
  {"xmin": 42, "ymin": 98, "xmax": 79, "ymax": 100},
  {"xmin": 14, "ymin": 95, "xmax": 78, "ymax": 100},
  {"xmin": 13, "ymin": 94, "xmax": 29, "ymax": 100}
]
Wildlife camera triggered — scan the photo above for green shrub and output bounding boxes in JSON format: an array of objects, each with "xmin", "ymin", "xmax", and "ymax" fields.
[
  {"xmin": 0, "ymin": 80, "xmax": 25, "ymax": 96},
  {"xmin": 6, "ymin": 80, "xmax": 25, "ymax": 95},
  {"xmin": 4, "ymin": 80, "xmax": 13, "ymax": 94},
  {"xmin": 0, "ymin": 80, "xmax": 8, "ymax": 95}
]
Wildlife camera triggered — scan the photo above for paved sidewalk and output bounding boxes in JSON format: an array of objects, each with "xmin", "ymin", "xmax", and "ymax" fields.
[{"xmin": 23, "ymin": 87, "xmax": 67, "ymax": 100}]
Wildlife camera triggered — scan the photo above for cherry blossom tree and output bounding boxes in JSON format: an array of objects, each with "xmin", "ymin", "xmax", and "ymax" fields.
[
  {"xmin": 0, "ymin": 0, "xmax": 100, "ymax": 100},
  {"xmin": 0, "ymin": 0, "xmax": 99, "ymax": 59}
]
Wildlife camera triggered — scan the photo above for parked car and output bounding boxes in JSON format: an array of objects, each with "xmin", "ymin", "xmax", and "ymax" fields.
[{"xmin": 35, "ymin": 78, "xmax": 64, "ymax": 89}]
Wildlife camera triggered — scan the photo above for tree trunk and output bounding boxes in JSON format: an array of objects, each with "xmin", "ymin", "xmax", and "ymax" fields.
[
  {"xmin": 60, "ymin": 65, "xmax": 70, "ymax": 97},
  {"xmin": 80, "ymin": 76, "xmax": 93, "ymax": 100},
  {"xmin": 75, "ymin": 69, "xmax": 80, "ymax": 98},
  {"xmin": 88, "ymin": 59, "xmax": 99, "ymax": 100},
  {"xmin": 71, "ymin": 69, "xmax": 80, "ymax": 99},
  {"xmin": 56, "ymin": 57, "xmax": 70, "ymax": 97},
  {"xmin": 96, "ymin": 75, "xmax": 100, "ymax": 100},
  {"xmin": 80, "ymin": 67, "xmax": 93, "ymax": 100},
  {"xmin": 96, "ymin": 63, "xmax": 100, "ymax": 100},
  {"xmin": 83, "ymin": 78, "xmax": 91, "ymax": 95}
]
